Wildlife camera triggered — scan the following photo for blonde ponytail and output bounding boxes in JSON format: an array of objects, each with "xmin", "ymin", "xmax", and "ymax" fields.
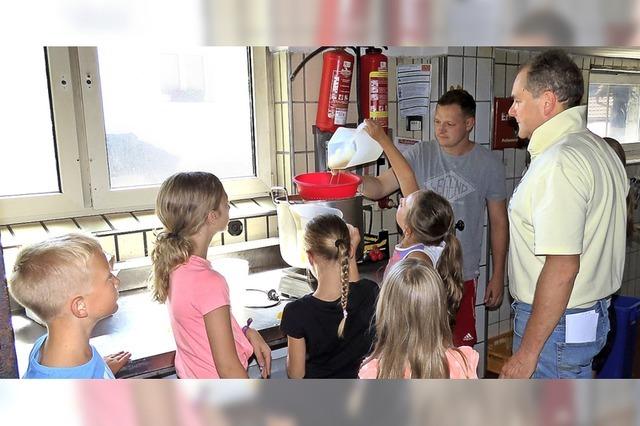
[
  {"xmin": 437, "ymin": 232, "xmax": 464, "ymax": 324},
  {"xmin": 150, "ymin": 231, "xmax": 192, "ymax": 303}
]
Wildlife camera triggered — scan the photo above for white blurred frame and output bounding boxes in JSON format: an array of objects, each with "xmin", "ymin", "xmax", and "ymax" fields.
[
  {"xmin": 79, "ymin": 46, "xmax": 276, "ymax": 209},
  {"xmin": 0, "ymin": 48, "xmax": 85, "ymax": 225}
]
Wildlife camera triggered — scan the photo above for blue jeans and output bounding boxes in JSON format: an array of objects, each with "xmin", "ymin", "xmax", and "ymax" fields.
[{"xmin": 512, "ymin": 299, "xmax": 610, "ymax": 379}]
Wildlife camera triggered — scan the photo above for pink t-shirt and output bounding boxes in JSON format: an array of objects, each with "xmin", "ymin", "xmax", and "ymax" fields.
[
  {"xmin": 167, "ymin": 256, "xmax": 253, "ymax": 378},
  {"xmin": 358, "ymin": 346, "xmax": 479, "ymax": 379}
]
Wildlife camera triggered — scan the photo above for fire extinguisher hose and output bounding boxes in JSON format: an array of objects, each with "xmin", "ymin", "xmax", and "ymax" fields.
[{"xmin": 289, "ymin": 46, "xmax": 332, "ymax": 82}]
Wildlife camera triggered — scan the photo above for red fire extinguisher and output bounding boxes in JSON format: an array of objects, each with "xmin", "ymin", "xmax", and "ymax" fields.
[
  {"xmin": 315, "ymin": 48, "xmax": 355, "ymax": 132},
  {"xmin": 360, "ymin": 47, "xmax": 388, "ymax": 128}
]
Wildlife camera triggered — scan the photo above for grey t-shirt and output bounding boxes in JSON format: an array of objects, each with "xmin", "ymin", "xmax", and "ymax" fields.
[{"xmin": 404, "ymin": 141, "xmax": 507, "ymax": 280}]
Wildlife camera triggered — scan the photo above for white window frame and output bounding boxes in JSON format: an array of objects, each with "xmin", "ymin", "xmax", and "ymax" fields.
[
  {"xmin": 0, "ymin": 47, "xmax": 85, "ymax": 225},
  {"xmin": 0, "ymin": 47, "xmax": 276, "ymax": 225},
  {"xmin": 80, "ymin": 46, "xmax": 275, "ymax": 209}
]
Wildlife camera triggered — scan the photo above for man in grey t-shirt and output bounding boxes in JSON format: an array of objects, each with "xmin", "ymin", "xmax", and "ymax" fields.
[{"xmin": 361, "ymin": 89, "xmax": 508, "ymax": 347}]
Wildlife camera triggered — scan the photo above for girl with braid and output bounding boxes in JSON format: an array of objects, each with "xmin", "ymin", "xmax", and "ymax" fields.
[{"xmin": 280, "ymin": 214, "xmax": 379, "ymax": 378}]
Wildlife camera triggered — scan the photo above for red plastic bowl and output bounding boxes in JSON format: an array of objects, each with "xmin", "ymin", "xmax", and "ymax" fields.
[{"xmin": 293, "ymin": 172, "xmax": 362, "ymax": 200}]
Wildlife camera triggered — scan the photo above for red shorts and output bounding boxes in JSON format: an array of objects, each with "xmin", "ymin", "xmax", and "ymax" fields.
[{"xmin": 453, "ymin": 279, "xmax": 477, "ymax": 347}]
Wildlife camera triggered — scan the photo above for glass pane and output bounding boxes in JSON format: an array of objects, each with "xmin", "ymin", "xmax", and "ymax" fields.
[
  {"xmin": 587, "ymin": 82, "xmax": 640, "ymax": 143},
  {"xmin": 0, "ymin": 48, "xmax": 59, "ymax": 197},
  {"xmin": 98, "ymin": 47, "xmax": 255, "ymax": 189}
]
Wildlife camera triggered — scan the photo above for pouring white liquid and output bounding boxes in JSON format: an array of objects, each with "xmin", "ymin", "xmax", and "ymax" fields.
[{"xmin": 329, "ymin": 168, "xmax": 343, "ymax": 185}]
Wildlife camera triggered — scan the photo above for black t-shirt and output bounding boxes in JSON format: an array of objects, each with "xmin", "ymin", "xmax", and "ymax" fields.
[{"xmin": 280, "ymin": 278, "xmax": 379, "ymax": 378}]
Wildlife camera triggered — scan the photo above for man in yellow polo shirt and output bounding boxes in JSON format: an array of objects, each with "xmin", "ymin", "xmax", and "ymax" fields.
[{"xmin": 500, "ymin": 49, "xmax": 628, "ymax": 379}]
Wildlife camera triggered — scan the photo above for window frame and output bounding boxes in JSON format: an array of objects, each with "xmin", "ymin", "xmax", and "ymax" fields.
[
  {"xmin": 0, "ymin": 47, "xmax": 85, "ymax": 225},
  {"xmin": 0, "ymin": 47, "xmax": 276, "ymax": 225},
  {"xmin": 80, "ymin": 46, "xmax": 275, "ymax": 209}
]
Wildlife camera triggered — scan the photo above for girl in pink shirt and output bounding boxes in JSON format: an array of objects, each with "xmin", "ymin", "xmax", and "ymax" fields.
[
  {"xmin": 359, "ymin": 258, "xmax": 478, "ymax": 379},
  {"xmin": 150, "ymin": 172, "xmax": 271, "ymax": 378}
]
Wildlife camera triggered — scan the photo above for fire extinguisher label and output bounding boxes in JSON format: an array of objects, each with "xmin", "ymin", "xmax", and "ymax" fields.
[
  {"xmin": 369, "ymin": 70, "xmax": 388, "ymax": 125},
  {"xmin": 328, "ymin": 68, "xmax": 352, "ymax": 125},
  {"xmin": 334, "ymin": 109, "xmax": 347, "ymax": 125}
]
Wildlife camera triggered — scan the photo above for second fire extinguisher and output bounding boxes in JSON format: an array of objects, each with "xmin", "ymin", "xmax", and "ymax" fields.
[
  {"xmin": 315, "ymin": 48, "xmax": 355, "ymax": 133},
  {"xmin": 360, "ymin": 47, "xmax": 388, "ymax": 128}
]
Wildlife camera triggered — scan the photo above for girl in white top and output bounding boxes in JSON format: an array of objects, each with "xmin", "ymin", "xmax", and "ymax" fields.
[{"xmin": 364, "ymin": 119, "xmax": 465, "ymax": 323}]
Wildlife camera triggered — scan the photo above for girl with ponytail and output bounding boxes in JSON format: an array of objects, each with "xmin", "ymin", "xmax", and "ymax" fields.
[
  {"xmin": 151, "ymin": 172, "xmax": 271, "ymax": 378},
  {"xmin": 391, "ymin": 190, "xmax": 465, "ymax": 324},
  {"xmin": 280, "ymin": 214, "xmax": 379, "ymax": 378},
  {"xmin": 364, "ymin": 119, "xmax": 464, "ymax": 330}
]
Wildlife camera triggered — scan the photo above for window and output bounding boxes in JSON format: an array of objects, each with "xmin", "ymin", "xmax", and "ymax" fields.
[
  {"xmin": 0, "ymin": 48, "xmax": 59, "ymax": 197},
  {"xmin": 97, "ymin": 47, "xmax": 255, "ymax": 189},
  {"xmin": 587, "ymin": 69, "xmax": 640, "ymax": 145},
  {"xmin": 0, "ymin": 47, "xmax": 274, "ymax": 224},
  {"xmin": 0, "ymin": 47, "xmax": 84, "ymax": 224}
]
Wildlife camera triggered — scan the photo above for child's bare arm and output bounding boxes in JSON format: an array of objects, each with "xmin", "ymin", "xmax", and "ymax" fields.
[
  {"xmin": 204, "ymin": 306, "xmax": 250, "ymax": 378},
  {"xmin": 347, "ymin": 224, "xmax": 361, "ymax": 282},
  {"xmin": 360, "ymin": 170, "xmax": 400, "ymax": 201},
  {"xmin": 364, "ymin": 119, "xmax": 419, "ymax": 196},
  {"xmin": 245, "ymin": 328, "xmax": 272, "ymax": 378},
  {"xmin": 286, "ymin": 336, "xmax": 306, "ymax": 378}
]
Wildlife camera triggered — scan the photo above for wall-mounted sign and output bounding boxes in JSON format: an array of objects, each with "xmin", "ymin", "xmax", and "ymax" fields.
[
  {"xmin": 492, "ymin": 97, "xmax": 527, "ymax": 150},
  {"xmin": 397, "ymin": 64, "xmax": 431, "ymax": 118}
]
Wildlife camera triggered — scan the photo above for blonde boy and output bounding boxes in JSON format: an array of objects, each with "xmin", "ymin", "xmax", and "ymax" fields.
[{"xmin": 9, "ymin": 233, "xmax": 130, "ymax": 378}]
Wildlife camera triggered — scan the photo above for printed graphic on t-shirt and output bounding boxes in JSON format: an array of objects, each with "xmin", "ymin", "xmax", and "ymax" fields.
[{"xmin": 426, "ymin": 171, "xmax": 476, "ymax": 202}]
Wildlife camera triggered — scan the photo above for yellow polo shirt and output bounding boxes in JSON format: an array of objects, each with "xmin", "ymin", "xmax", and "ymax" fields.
[{"xmin": 508, "ymin": 106, "xmax": 628, "ymax": 309}]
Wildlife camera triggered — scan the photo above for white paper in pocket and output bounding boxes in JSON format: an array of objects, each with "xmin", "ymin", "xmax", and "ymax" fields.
[{"xmin": 565, "ymin": 310, "xmax": 598, "ymax": 344}]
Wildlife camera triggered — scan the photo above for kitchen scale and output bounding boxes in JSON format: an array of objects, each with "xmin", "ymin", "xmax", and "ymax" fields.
[{"xmin": 277, "ymin": 267, "xmax": 317, "ymax": 299}]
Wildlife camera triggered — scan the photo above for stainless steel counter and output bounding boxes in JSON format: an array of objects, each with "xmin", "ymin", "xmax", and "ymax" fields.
[{"xmin": 11, "ymin": 262, "xmax": 386, "ymax": 378}]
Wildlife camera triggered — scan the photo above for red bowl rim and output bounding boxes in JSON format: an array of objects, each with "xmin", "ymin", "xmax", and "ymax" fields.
[{"xmin": 293, "ymin": 171, "xmax": 362, "ymax": 188}]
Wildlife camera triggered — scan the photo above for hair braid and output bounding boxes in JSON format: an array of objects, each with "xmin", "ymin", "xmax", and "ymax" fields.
[{"xmin": 336, "ymin": 241, "xmax": 351, "ymax": 338}]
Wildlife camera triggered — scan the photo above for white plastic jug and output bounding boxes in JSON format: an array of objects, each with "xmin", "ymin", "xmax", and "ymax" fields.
[
  {"xmin": 327, "ymin": 122, "xmax": 383, "ymax": 170},
  {"xmin": 273, "ymin": 194, "xmax": 344, "ymax": 269}
]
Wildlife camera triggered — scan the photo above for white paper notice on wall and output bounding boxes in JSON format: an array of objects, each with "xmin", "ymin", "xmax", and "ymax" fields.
[
  {"xmin": 565, "ymin": 310, "xmax": 598, "ymax": 344},
  {"xmin": 397, "ymin": 64, "xmax": 431, "ymax": 118}
]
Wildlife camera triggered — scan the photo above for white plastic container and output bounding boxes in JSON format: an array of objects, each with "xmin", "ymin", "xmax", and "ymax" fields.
[
  {"xmin": 275, "ymin": 200, "xmax": 343, "ymax": 269},
  {"xmin": 327, "ymin": 122, "xmax": 383, "ymax": 170}
]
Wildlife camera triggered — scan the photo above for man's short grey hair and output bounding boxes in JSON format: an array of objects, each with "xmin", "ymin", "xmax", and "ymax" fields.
[{"xmin": 522, "ymin": 49, "xmax": 583, "ymax": 108}]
